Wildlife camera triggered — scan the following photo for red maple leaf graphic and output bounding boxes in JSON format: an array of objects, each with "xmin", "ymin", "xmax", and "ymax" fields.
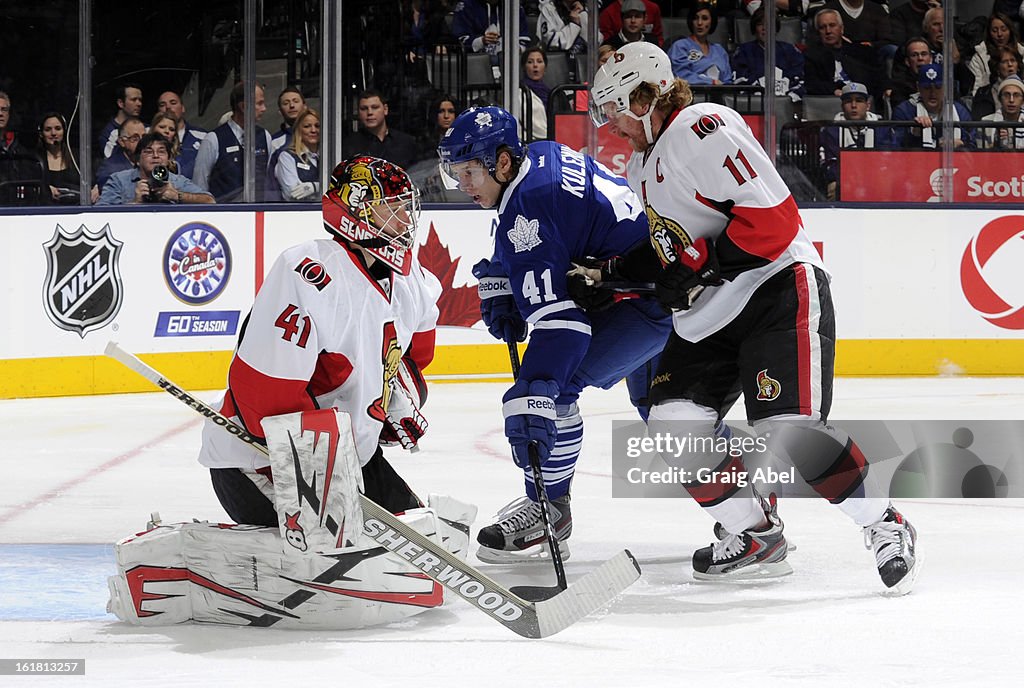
[{"xmin": 418, "ymin": 222, "xmax": 481, "ymax": 327}]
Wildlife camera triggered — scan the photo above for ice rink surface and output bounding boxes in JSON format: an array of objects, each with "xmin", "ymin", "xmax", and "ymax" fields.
[{"xmin": 1, "ymin": 376, "xmax": 1022, "ymax": 687}]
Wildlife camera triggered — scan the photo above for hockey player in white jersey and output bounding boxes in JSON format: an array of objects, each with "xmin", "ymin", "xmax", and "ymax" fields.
[
  {"xmin": 108, "ymin": 156, "xmax": 478, "ymax": 630},
  {"xmin": 197, "ymin": 155, "xmax": 442, "ymax": 523},
  {"xmin": 589, "ymin": 43, "xmax": 920, "ymax": 593}
]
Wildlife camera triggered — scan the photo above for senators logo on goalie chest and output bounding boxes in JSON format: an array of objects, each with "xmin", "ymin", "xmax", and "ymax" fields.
[{"xmin": 42, "ymin": 223, "xmax": 124, "ymax": 338}]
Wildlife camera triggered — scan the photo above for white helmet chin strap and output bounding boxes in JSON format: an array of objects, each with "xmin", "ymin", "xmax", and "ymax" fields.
[{"xmin": 640, "ymin": 110, "xmax": 657, "ymax": 146}]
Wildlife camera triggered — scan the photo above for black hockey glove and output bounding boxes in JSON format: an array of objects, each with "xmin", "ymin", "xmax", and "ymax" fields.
[
  {"xmin": 566, "ymin": 258, "xmax": 617, "ymax": 312},
  {"xmin": 655, "ymin": 237, "xmax": 723, "ymax": 311}
]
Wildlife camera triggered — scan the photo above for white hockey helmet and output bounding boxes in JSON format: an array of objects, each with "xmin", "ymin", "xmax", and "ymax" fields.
[{"xmin": 589, "ymin": 42, "xmax": 675, "ymax": 136}]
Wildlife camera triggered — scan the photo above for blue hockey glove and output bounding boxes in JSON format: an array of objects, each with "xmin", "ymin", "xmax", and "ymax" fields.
[
  {"xmin": 473, "ymin": 258, "xmax": 527, "ymax": 343},
  {"xmin": 502, "ymin": 379, "xmax": 560, "ymax": 468}
]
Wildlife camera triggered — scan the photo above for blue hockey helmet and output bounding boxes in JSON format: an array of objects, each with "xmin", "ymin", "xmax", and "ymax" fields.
[{"xmin": 437, "ymin": 106, "xmax": 524, "ymax": 181}]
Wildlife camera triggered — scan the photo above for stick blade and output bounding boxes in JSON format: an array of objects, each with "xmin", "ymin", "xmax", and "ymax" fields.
[
  {"xmin": 509, "ymin": 584, "xmax": 563, "ymax": 602},
  {"xmin": 532, "ymin": 550, "xmax": 641, "ymax": 638}
]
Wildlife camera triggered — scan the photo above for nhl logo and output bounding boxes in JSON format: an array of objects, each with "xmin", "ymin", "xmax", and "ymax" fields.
[{"xmin": 42, "ymin": 224, "xmax": 124, "ymax": 338}]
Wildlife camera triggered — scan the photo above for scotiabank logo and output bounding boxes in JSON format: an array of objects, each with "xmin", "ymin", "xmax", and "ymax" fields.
[
  {"xmin": 960, "ymin": 216, "xmax": 1024, "ymax": 329},
  {"xmin": 966, "ymin": 174, "xmax": 1024, "ymax": 199}
]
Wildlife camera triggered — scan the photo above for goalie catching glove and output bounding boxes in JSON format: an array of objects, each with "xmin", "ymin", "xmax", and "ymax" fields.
[{"xmin": 380, "ymin": 356, "xmax": 429, "ymax": 450}]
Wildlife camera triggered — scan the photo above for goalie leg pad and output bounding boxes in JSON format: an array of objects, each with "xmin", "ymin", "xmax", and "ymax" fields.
[
  {"xmin": 262, "ymin": 409, "xmax": 367, "ymax": 553},
  {"xmin": 427, "ymin": 494, "xmax": 478, "ymax": 561},
  {"xmin": 107, "ymin": 515, "xmax": 451, "ymax": 630}
]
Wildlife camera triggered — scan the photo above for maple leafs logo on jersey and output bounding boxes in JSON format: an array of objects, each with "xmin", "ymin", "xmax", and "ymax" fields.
[
  {"xmin": 690, "ymin": 113, "xmax": 724, "ymax": 140},
  {"xmin": 508, "ymin": 215, "xmax": 542, "ymax": 253}
]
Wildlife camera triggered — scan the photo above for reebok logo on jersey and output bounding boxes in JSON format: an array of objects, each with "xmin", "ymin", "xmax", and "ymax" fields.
[
  {"xmin": 295, "ymin": 257, "xmax": 332, "ymax": 291},
  {"xmin": 508, "ymin": 215, "xmax": 542, "ymax": 253},
  {"xmin": 690, "ymin": 113, "xmax": 724, "ymax": 140}
]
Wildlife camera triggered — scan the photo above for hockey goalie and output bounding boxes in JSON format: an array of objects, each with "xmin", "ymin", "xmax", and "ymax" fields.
[{"xmin": 108, "ymin": 156, "xmax": 476, "ymax": 629}]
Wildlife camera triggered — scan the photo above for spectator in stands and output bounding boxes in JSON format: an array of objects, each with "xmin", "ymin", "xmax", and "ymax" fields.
[
  {"xmin": 149, "ymin": 112, "xmax": 182, "ymax": 174},
  {"xmin": 453, "ymin": 0, "xmax": 530, "ymax": 67},
  {"xmin": 0, "ymin": 91, "xmax": 22, "ymax": 157},
  {"xmin": 193, "ymin": 82, "xmax": 273, "ymax": 203},
  {"xmin": 521, "ymin": 46, "xmax": 550, "ymax": 140},
  {"xmin": 156, "ymin": 90, "xmax": 206, "ymax": 180},
  {"xmin": 538, "ymin": 0, "xmax": 588, "ymax": 55},
  {"xmin": 599, "ymin": 0, "xmax": 663, "ymax": 47},
  {"xmin": 274, "ymin": 108, "xmax": 320, "ymax": 201},
  {"xmin": 343, "ymin": 89, "xmax": 418, "ymax": 170},
  {"xmin": 97, "ymin": 132, "xmax": 213, "ymax": 205},
  {"xmin": 887, "ymin": 36, "xmax": 934, "ymax": 109},
  {"xmin": 402, "ymin": 0, "xmax": 455, "ymax": 62},
  {"xmin": 804, "ymin": 8, "xmax": 883, "ymax": 99},
  {"xmin": 980, "ymin": 75, "xmax": 1024, "ymax": 149},
  {"xmin": 891, "ymin": 63, "xmax": 974, "ymax": 150},
  {"xmin": 37, "ymin": 112, "xmax": 83, "ymax": 205},
  {"xmin": 822, "ymin": 0, "xmax": 894, "ymax": 57},
  {"xmin": 602, "ymin": 0, "xmax": 656, "ymax": 50},
  {"xmin": 968, "ymin": 13, "xmax": 1024, "ymax": 99},
  {"xmin": 669, "ymin": 3, "xmax": 732, "ymax": 85},
  {"xmin": 95, "ymin": 117, "xmax": 145, "ymax": 191},
  {"xmin": 890, "ymin": 0, "xmax": 940, "ymax": 49},
  {"xmin": 972, "ymin": 46, "xmax": 1024, "ymax": 119},
  {"xmin": 820, "ymin": 82, "xmax": 886, "ymax": 199},
  {"xmin": 732, "ymin": 7, "xmax": 806, "ymax": 102},
  {"xmin": 921, "ymin": 7, "xmax": 973, "ymax": 96},
  {"xmin": 419, "ymin": 94, "xmax": 460, "ymax": 158},
  {"xmin": 97, "ymin": 83, "xmax": 143, "ymax": 160},
  {"xmin": 272, "ymin": 86, "xmax": 306, "ymax": 152}
]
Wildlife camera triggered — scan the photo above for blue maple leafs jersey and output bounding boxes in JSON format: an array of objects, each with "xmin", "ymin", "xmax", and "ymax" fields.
[{"xmin": 492, "ymin": 140, "xmax": 648, "ymax": 392}]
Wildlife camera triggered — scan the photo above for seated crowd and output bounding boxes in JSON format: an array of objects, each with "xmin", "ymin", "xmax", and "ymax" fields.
[{"xmin": 2, "ymin": 0, "xmax": 1023, "ymax": 207}]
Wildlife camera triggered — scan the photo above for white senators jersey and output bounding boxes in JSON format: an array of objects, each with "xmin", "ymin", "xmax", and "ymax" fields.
[
  {"xmin": 626, "ymin": 102, "xmax": 825, "ymax": 342},
  {"xmin": 198, "ymin": 237, "xmax": 441, "ymax": 471}
]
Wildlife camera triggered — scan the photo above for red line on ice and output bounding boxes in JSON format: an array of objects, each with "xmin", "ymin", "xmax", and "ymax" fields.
[{"xmin": 0, "ymin": 417, "xmax": 201, "ymax": 527}]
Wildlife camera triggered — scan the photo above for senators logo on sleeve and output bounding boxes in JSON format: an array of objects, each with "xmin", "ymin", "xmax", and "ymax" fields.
[
  {"xmin": 295, "ymin": 257, "xmax": 332, "ymax": 291},
  {"xmin": 367, "ymin": 322, "xmax": 401, "ymax": 422},
  {"xmin": 690, "ymin": 113, "xmax": 724, "ymax": 140}
]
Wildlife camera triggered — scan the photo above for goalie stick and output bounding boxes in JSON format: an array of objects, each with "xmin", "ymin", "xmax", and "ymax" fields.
[{"xmin": 104, "ymin": 341, "xmax": 641, "ymax": 639}]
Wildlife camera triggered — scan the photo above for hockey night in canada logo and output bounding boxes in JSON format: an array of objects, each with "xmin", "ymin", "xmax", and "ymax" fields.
[
  {"xmin": 42, "ymin": 223, "xmax": 124, "ymax": 338},
  {"xmin": 163, "ymin": 222, "xmax": 231, "ymax": 304}
]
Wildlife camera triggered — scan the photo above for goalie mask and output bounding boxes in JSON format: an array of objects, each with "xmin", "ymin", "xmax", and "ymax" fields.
[{"xmin": 322, "ymin": 156, "xmax": 421, "ymax": 275}]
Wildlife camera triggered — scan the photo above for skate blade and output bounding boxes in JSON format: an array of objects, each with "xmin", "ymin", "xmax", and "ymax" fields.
[
  {"xmin": 692, "ymin": 560, "xmax": 794, "ymax": 582},
  {"xmin": 475, "ymin": 540, "xmax": 571, "ymax": 564}
]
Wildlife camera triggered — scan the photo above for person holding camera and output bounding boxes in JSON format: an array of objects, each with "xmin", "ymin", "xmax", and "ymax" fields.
[{"xmin": 96, "ymin": 132, "xmax": 213, "ymax": 205}]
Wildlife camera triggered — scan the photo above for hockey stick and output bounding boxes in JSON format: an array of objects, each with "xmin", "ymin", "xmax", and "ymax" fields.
[
  {"xmin": 506, "ymin": 341, "xmax": 569, "ymax": 600},
  {"xmin": 104, "ymin": 341, "xmax": 640, "ymax": 639}
]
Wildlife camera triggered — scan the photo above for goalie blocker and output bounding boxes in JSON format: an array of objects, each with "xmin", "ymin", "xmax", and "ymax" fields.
[{"xmin": 108, "ymin": 408, "xmax": 477, "ymax": 629}]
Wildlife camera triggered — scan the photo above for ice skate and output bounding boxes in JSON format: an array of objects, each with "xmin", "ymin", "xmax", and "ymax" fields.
[
  {"xmin": 475, "ymin": 495, "xmax": 571, "ymax": 563},
  {"xmin": 864, "ymin": 505, "xmax": 920, "ymax": 595},
  {"xmin": 693, "ymin": 492, "xmax": 792, "ymax": 581}
]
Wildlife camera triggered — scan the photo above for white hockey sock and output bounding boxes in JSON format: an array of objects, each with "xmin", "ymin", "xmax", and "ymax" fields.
[{"xmin": 524, "ymin": 403, "xmax": 582, "ymax": 501}]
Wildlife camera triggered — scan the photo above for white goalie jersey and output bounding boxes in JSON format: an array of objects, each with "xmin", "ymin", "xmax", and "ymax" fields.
[
  {"xmin": 626, "ymin": 102, "xmax": 825, "ymax": 342},
  {"xmin": 198, "ymin": 237, "xmax": 441, "ymax": 471}
]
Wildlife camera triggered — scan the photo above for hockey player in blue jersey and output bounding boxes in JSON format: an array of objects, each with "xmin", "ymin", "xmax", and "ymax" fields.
[{"xmin": 438, "ymin": 106, "xmax": 672, "ymax": 562}]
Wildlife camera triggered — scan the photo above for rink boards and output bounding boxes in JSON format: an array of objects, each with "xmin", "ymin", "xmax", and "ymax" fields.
[{"xmin": 4, "ymin": 206, "xmax": 1024, "ymax": 398}]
